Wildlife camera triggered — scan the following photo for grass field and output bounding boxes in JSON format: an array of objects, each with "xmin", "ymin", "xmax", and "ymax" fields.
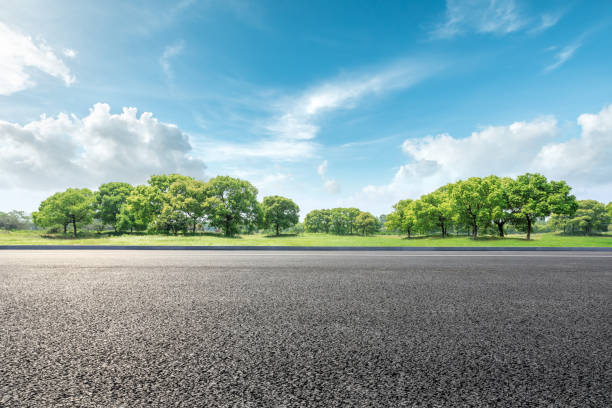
[{"xmin": 1, "ymin": 230, "xmax": 611, "ymax": 247}]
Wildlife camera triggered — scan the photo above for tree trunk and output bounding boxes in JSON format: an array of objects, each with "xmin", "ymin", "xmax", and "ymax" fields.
[
  {"xmin": 407, "ymin": 229, "xmax": 411, "ymax": 239},
  {"xmin": 193, "ymin": 219, "xmax": 197, "ymax": 233},
  {"xmin": 496, "ymin": 222, "xmax": 505, "ymax": 237},
  {"xmin": 72, "ymin": 217, "xmax": 77, "ymax": 238},
  {"xmin": 276, "ymin": 224, "xmax": 279, "ymax": 236},
  {"xmin": 526, "ymin": 216, "xmax": 532, "ymax": 240},
  {"xmin": 225, "ymin": 217, "xmax": 230, "ymax": 236},
  {"xmin": 472, "ymin": 224, "xmax": 478, "ymax": 240}
]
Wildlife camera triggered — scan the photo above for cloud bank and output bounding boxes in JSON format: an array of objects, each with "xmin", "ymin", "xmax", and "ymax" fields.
[
  {"xmin": 0, "ymin": 103, "xmax": 206, "ymax": 189},
  {"xmin": 360, "ymin": 104, "xmax": 612, "ymax": 212}
]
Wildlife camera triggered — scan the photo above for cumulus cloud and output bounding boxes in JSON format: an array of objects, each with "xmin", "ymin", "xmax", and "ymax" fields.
[
  {"xmin": 0, "ymin": 22, "xmax": 75, "ymax": 95},
  {"xmin": 361, "ymin": 104, "xmax": 612, "ymax": 212},
  {"xmin": 63, "ymin": 48, "xmax": 77, "ymax": 58},
  {"xmin": 317, "ymin": 160, "xmax": 328, "ymax": 177},
  {"xmin": 0, "ymin": 103, "xmax": 206, "ymax": 189},
  {"xmin": 431, "ymin": 0, "xmax": 561, "ymax": 39}
]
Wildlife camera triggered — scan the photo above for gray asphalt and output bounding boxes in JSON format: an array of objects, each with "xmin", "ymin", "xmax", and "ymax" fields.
[{"xmin": 1, "ymin": 251, "xmax": 611, "ymax": 407}]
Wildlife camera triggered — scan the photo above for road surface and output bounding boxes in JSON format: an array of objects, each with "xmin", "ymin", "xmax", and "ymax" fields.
[{"xmin": 1, "ymin": 250, "xmax": 611, "ymax": 407}]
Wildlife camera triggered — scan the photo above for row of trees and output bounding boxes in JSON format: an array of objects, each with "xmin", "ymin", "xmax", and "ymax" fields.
[
  {"xmin": 304, "ymin": 208, "xmax": 381, "ymax": 236},
  {"xmin": 0, "ymin": 211, "xmax": 34, "ymax": 230},
  {"xmin": 384, "ymin": 173, "xmax": 578, "ymax": 240},
  {"xmin": 33, "ymin": 175, "xmax": 300, "ymax": 237},
  {"xmin": 548, "ymin": 200, "xmax": 611, "ymax": 235}
]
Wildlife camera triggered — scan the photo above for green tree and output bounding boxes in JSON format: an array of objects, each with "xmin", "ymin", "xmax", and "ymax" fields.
[
  {"xmin": 202, "ymin": 176, "xmax": 259, "ymax": 236},
  {"xmin": 261, "ymin": 195, "xmax": 300, "ymax": 236},
  {"xmin": 0, "ymin": 211, "xmax": 32, "ymax": 230},
  {"xmin": 486, "ymin": 176, "xmax": 514, "ymax": 237},
  {"xmin": 94, "ymin": 182, "xmax": 134, "ymax": 232},
  {"xmin": 329, "ymin": 208, "xmax": 348, "ymax": 234},
  {"xmin": 451, "ymin": 177, "xmax": 494, "ymax": 239},
  {"xmin": 345, "ymin": 207, "xmax": 361, "ymax": 235},
  {"xmin": 355, "ymin": 211, "xmax": 379, "ymax": 236},
  {"xmin": 415, "ymin": 186, "xmax": 454, "ymax": 237},
  {"xmin": 168, "ymin": 178, "xmax": 208, "ymax": 233},
  {"xmin": 33, "ymin": 188, "xmax": 94, "ymax": 237},
  {"xmin": 304, "ymin": 209, "xmax": 331, "ymax": 233},
  {"xmin": 385, "ymin": 199, "xmax": 416, "ymax": 238},
  {"xmin": 567, "ymin": 200, "xmax": 610, "ymax": 235},
  {"xmin": 119, "ymin": 185, "xmax": 159, "ymax": 232},
  {"xmin": 507, "ymin": 173, "xmax": 577, "ymax": 240}
]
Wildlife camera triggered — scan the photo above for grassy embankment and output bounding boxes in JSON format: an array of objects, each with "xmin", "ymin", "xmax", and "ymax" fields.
[{"xmin": 0, "ymin": 230, "xmax": 611, "ymax": 247}]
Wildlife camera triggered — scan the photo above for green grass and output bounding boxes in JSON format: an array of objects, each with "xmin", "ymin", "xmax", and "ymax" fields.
[{"xmin": 1, "ymin": 230, "xmax": 611, "ymax": 247}]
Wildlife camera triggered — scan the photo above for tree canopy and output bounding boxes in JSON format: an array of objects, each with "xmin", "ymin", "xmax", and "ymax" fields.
[
  {"xmin": 33, "ymin": 188, "xmax": 94, "ymax": 237},
  {"xmin": 202, "ymin": 176, "xmax": 260, "ymax": 236},
  {"xmin": 261, "ymin": 195, "xmax": 299, "ymax": 236}
]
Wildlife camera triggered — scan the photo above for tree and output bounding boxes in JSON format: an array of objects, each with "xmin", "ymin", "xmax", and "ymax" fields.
[
  {"xmin": 607, "ymin": 202, "xmax": 612, "ymax": 220},
  {"xmin": 486, "ymin": 176, "xmax": 514, "ymax": 237},
  {"xmin": 94, "ymin": 182, "xmax": 134, "ymax": 232},
  {"xmin": 507, "ymin": 173, "xmax": 577, "ymax": 240},
  {"xmin": 415, "ymin": 186, "xmax": 454, "ymax": 237},
  {"xmin": 330, "ymin": 208, "xmax": 348, "ymax": 234},
  {"xmin": 304, "ymin": 209, "xmax": 331, "ymax": 233},
  {"xmin": 33, "ymin": 188, "xmax": 94, "ymax": 237},
  {"xmin": 386, "ymin": 199, "xmax": 416, "ymax": 238},
  {"xmin": 355, "ymin": 211, "xmax": 379, "ymax": 236},
  {"xmin": 202, "ymin": 176, "xmax": 259, "ymax": 236},
  {"xmin": 345, "ymin": 208, "xmax": 361, "ymax": 235},
  {"xmin": 0, "ymin": 211, "xmax": 32, "ymax": 230},
  {"xmin": 261, "ymin": 195, "xmax": 300, "ymax": 236},
  {"xmin": 451, "ymin": 177, "xmax": 494, "ymax": 240},
  {"xmin": 119, "ymin": 185, "xmax": 158, "ymax": 232},
  {"xmin": 567, "ymin": 200, "xmax": 610, "ymax": 235},
  {"xmin": 168, "ymin": 178, "xmax": 207, "ymax": 233}
]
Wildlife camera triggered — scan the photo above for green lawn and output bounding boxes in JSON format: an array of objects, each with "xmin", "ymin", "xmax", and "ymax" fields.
[{"xmin": 1, "ymin": 230, "xmax": 611, "ymax": 247}]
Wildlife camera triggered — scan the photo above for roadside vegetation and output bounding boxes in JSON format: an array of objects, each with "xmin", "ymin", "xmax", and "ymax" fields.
[{"xmin": 1, "ymin": 172, "xmax": 610, "ymax": 246}]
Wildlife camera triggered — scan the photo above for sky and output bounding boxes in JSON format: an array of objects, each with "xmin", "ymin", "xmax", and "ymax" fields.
[{"xmin": 1, "ymin": 0, "xmax": 612, "ymax": 216}]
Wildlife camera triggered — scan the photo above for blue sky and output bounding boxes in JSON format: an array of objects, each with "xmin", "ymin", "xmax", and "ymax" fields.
[{"xmin": 1, "ymin": 0, "xmax": 612, "ymax": 215}]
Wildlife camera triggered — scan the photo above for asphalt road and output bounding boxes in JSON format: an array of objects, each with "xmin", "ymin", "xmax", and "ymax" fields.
[{"xmin": 1, "ymin": 251, "xmax": 611, "ymax": 407}]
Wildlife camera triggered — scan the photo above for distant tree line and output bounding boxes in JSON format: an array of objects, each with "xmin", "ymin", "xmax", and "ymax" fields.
[
  {"xmin": 5, "ymin": 172, "xmax": 611, "ymax": 239},
  {"xmin": 548, "ymin": 200, "xmax": 611, "ymax": 235},
  {"xmin": 31, "ymin": 174, "xmax": 299, "ymax": 237},
  {"xmin": 0, "ymin": 211, "xmax": 34, "ymax": 230},
  {"xmin": 383, "ymin": 173, "xmax": 580, "ymax": 240},
  {"xmin": 304, "ymin": 208, "xmax": 380, "ymax": 236}
]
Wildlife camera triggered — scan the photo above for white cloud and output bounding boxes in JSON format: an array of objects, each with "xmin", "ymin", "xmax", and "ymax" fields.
[
  {"xmin": 317, "ymin": 160, "xmax": 328, "ymax": 177},
  {"xmin": 0, "ymin": 22, "xmax": 75, "ymax": 95},
  {"xmin": 537, "ymin": 104, "xmax": 612, "ymax": 189},
  {"xmin": 545, "ymin": 43, "xmax": 581, "ymax": 71},
  {"xmin": 63, "ymin": 48, "xmax": 77, "ymax": 58},
  {"xmin": 160, "ymin": 41, "xmax": 185, "ymax": 79},
  {"xmin": 401, "ymin": 117, "xmax": 558, "ymax": 179},
  {"xmin": 431, "ymin": 0, "xmax": 562, "ymax": 39},
  {"xmin": 531, "ymin": 12, "xmax": 562, "ymax": 33},
  {"xmin": 198, "ymin": 59, "xmax": 439, "ymax": 164},
  {"xmin": 361, "ymin": 105, "xmax": 612, "ymax": 213},
  {"xmin": 432, "ymin": 0, "xmax": 525, "ymax": 39},
  {"xmin": 195, "ymin": 138, "xmax": 317, "ymax": 162},
  {"xmin": 324, "ymin": 180, "xmax": 340, "ymax": 194},
  {"xmin": 267, "ymin": 60, "xmax": 435, "ymax": 141},
  {"xmin": 0, "ymin": 103, "xmax": 206, "ymax": 190}
]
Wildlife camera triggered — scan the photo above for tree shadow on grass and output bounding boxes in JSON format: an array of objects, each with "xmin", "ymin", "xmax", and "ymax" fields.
[{"xmin": 263, "ymin": 233, "xmax": 299, "ymax": 238}]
